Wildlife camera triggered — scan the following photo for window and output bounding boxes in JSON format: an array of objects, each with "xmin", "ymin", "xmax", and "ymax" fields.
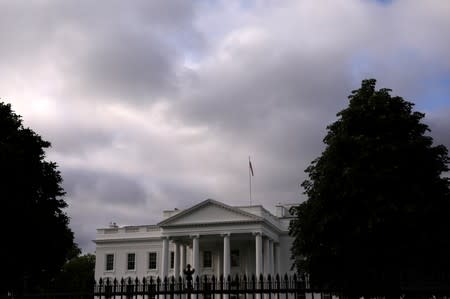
[
  {"xmin": 170, "ymin": 251, "xmax": 174, "ymax": 269},
  {"xmin": 231, "ymin": 250, "xmax": 240, "ymax": 267},
  {"xmin": 148, "ymin": 252, "xmax": 157, "ymax": 269},
  {"xmin": 203, "ymin": 251, "xmax": 212, "ymax": 268},
  {"xmin": 127, "ymin": 253, "xmax": 136, "ymax": 270},
  {"xmin": 106, "ymin": 254, "xmax": 114, "ymax": 271}
]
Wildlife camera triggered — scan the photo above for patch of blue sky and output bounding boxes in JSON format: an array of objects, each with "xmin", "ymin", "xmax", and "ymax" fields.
[
  {"xmin": 349, "ymin": 50, "xmax": 376, "ymax": 85},
  {"xmin": 373, "ymin": 0, "xmax": 393, "ymax": 5},
  {"xmin": 349, "ymin": 50, "xmax": 450, "ymax": 112},
  {"xmin": 415, "ymin": 74, "xmax": 450, "ymax": 112}
]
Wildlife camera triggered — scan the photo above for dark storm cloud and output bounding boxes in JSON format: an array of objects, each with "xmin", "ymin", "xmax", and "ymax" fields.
[
  {"xmin": 48, "ymin": 127, "xmax": 114, "ymax": 156},
  {"xmin": 0, "ymin": 0, "xmax": 204, "ymax": 104},
  {"xmin": 178, "ymin": 51, "xmax": 352, "ymax": 133},
  {"xmin": 63, "ymin": 168, "xmax": 147, "ymax": 206}
]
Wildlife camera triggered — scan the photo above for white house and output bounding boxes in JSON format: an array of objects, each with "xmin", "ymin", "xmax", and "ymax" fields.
[{"xmin": 94, "ymin": 199, "xmax": 296, "ymax": 281}]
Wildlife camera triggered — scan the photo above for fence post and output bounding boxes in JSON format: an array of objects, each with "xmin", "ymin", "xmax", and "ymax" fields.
[
  {"xmin": 143, "ymin": 277, "xmax": 147, "ymax": 298},
  {"xmin": 212, "ymin": 275, "xmax": 217, "ymax": 299},
  {"xmin": 243, "ymin": 274, "xmax": 248, "ymax": 299},
  {"xmin": 164, "ymin": 276, "xmax": 168, "ymax": 299},
  {"xmin": 195, "ymin": 275, "xmax": 200, "ymax": 299},
  {"xmin": 219, "ymin": 275, "xmax": 224, "ymax": 299},
  {"xmin": 106, "ymin": 278, "xmax": 111, "ymax": 299},
  {"xmin": 157, "ymin": 277, "xmax": 161, "ymax": 299},
  {"xmin": 120, "ymin": 278, "xmax": 125, "ymax": 299},
  {"xmin": 259, "ymin": 274, "xmax": 264, "ymax": 299},
  {"xmin": 99, "ymin": 278, "xmax": 103, "ymax": 299},
  {"xmin": 275, "ymin": 274, "xmax": 280, "ymax": 299},
  {"xmin": 149, "ymin": 276, "xmax": 155, "ymax": 299},
  {"xmin": 268, "ymin": 275, "xmax": 272, "ymax": 299}
]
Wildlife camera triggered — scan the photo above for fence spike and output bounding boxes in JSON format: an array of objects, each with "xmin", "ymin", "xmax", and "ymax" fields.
[
  {"xmin": 219, "ymin": 274, "xmax": 224, "ymax": 290},
  {"xmin": 135, "ymin": 277, "xmax": 139, "ymax": 285},
  {"xmin": 99, "ymin": 277, "xmax": 103, "ymax": 285},
  {"xmin": 106, "ymin": 277, "xmax": 110, "ymax": 285},
  {"xmin": 195, "ymin": 275, "xmax": 200, "ymax": 290}
]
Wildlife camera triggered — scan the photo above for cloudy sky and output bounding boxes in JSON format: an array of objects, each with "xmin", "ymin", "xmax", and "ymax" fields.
[{"xmin": 1, "ymin": 0, "xmax": 449, "ymax": 253}]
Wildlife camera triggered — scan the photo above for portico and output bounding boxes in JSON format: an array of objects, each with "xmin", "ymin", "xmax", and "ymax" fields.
[
  {"xmin": 157, "ymin": 200, "xmax": 283, "ymax": 278},
  {"xmin": 160, "ymin": 232, "xmax": 278, "ymax": 279}
]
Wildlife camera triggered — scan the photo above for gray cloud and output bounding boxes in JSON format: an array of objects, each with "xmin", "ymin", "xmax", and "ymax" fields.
[
  {"xmin": 0, "ymin": 0, "xmax": 204, "ymax": 105},
  {"xmin": 426, "ymin": 109, "xmax": 450, "ymax": 152},
  {"xmin": 1, "ymin": 0, "xmax": 449, "ymax": 253},
  {"xmin": 63, "ymin": 168, "xmax": 148, "ymax": 205}
]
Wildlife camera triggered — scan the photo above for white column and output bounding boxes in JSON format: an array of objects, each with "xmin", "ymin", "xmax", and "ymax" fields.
[
  {"xmin": 255, "ymin": 232, "xmax": 263, "ymax": 277},
  {"xmin": 161, "ymin": 237, "xmax": 169, "ymax": 278},
  {"xmin": 268, "ymin": 240, "xmax": 274, "ymax": 275},
  {"xmin": 274, "ymin": 243, "xmax": 280, "ymax": 275},
  {"xmin": 223, "ymin": 233, "xmax": 231, "ymax": 278},
  {"xmin": 192, "ymin": 235, "xmax": 200, "ymax": 277},
  {"xmin": 263, "ymin": 238, "xmax": 270, "ymax": 276},
  {"xmin": 174, "ymin": 242, "xmax": 180, "ymax": 279},
  {"xmin": 180, "ymin": 244, "xmax": 186, "ymax": 277}
]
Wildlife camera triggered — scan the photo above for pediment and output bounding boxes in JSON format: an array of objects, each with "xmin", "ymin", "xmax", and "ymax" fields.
[{"xmin": 158, "ymin": 199, "xmax": 261, "ymax": 227}]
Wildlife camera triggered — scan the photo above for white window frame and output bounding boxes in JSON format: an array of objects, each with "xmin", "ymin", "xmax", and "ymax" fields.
[
  {"xmin": 126, "ymin": 252, "xmax": 136, "ymax": 271},
  {"xmin": 170, "ymin": 251, "xmax": 175, "ymax": 269},
  {"xmin": 203, "ymin": 251, "xmax": 213, "ymax": 269},
  {"xmin": 105, "ymin": 253, "xmax": 115, "ymax": 272},
  {"xmin": 148, "ymin": 251, "xmax": 158, "ymax": 270}
]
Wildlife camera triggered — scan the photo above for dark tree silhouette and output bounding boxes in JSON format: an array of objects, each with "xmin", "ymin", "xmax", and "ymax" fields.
[
  {"xmin": 52, "ymin": 254, "xmax": 95, "ymax": 293},
  {"xmin": 289, "ymin": 79, "xmax": 450, "ymax": 295},
  {"xmin": 0, "ymin": 102, "xmax": 79, "ymax": 295}
]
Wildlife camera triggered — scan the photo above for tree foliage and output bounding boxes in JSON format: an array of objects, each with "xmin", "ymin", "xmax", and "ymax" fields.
[
  {"xmin": 289, "ymin": 79, "xmax": 450, "ymax": 293},
  {"xmin": 0, "ymin": 102, "xmax": 79, "ymax": 294},
  {"xmin": 52, "ymin": 254, "xmax": 95, "ymax": 293}
]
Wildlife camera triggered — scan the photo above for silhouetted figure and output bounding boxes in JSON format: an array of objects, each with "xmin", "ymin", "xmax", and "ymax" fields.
[{"xmin": 183, "ymin": 264, "xmax": 195, "ymax": 290}]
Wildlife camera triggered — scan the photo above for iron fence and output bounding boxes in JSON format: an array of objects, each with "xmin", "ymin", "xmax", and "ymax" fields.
[
  {"xmin": 3, "ymin": 270, "xmax": 450, "ymax": 299},
  {"xmin": 95, "ymin": 273, "xmax": 308, "ymax": 299}
]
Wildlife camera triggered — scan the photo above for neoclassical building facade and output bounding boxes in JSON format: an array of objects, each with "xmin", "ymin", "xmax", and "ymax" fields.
[{"xmin": 94, "ymin": 199, "xmax": 296, "ymax": 280}]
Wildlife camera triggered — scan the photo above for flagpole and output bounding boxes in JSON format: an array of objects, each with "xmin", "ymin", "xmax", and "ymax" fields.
[{"xmin": 249, "ymin": 156, "xmax": 252, "ymax": 206}]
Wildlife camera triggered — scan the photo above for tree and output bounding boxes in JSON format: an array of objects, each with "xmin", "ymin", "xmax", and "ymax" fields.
[
  {"xmin": 289, "ymin": 79, "xmax": 450, "ymax": 295},
  {"xmin": 0, "ymin": 102, "xmax": 79, "ymax": 295},
  {"xmin": 52, "ymin": 254, "xmax": 95, "ymax": 293}
]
